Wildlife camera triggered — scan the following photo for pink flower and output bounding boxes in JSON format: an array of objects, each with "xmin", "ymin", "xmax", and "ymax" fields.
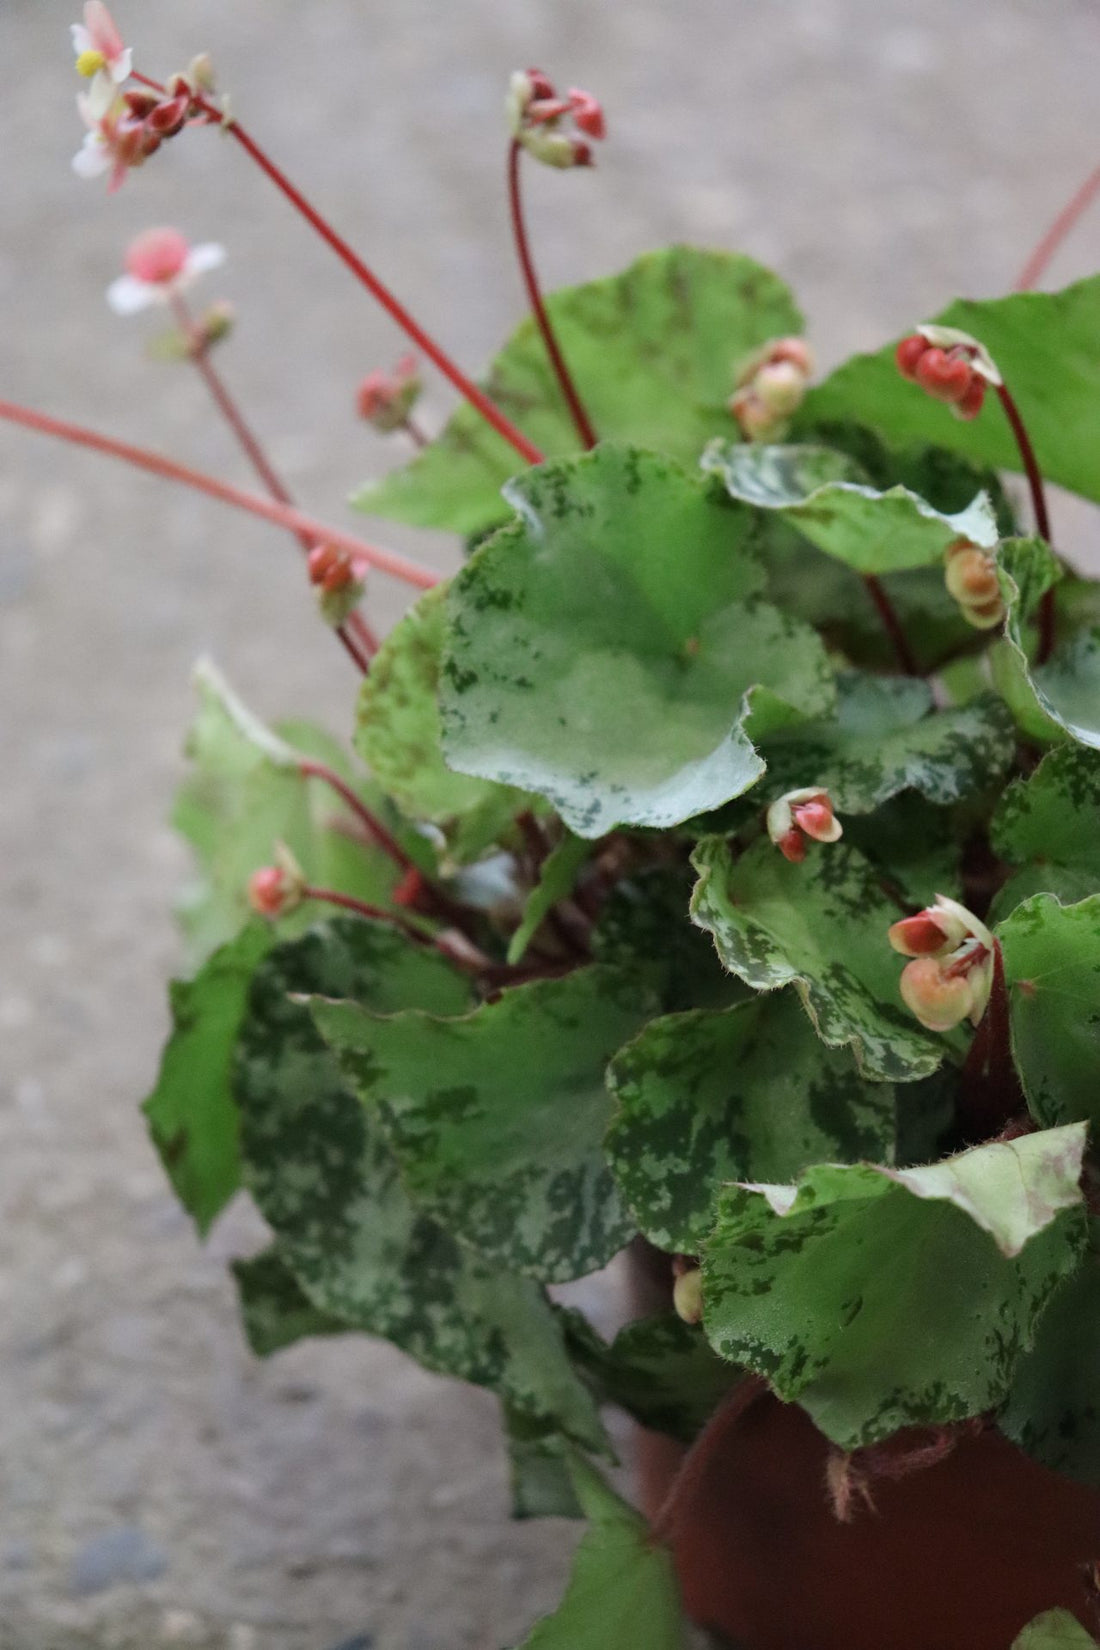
[
  {"xmin": 247, "ymin": 845, "xmax": 305, "ymax": 921},
  {"xmin": 106, "ymin": 228, "xmax": 226, "ymax": 314},
  {"xmin": 730, "ymin": 337, "xmax": 815, "ymax": 441},
  {"xmin": 766, "ymin": 787, "xmax": 843, "ymax": 862},
  {"xmin": 889, "ymin": 896, "xmax": 994, "ymax": 1032},
  {"xmin": 356, "ymin": 354, "xmax": 422, "ymax": 432},
  {"xmin": 72, "ymin": 92, "xmax": 157, "ymax": 192},
  {"xmin": 506, "ymin": 68, "xmax": 606, "ymax": 169},
  {"xmin": 71, "ymin": 3, "xmax": 132, "ymax": 120}
]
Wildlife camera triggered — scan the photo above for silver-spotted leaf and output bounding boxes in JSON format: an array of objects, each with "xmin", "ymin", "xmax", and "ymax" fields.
[
  {"xmin": 441, "ymin": 445, "xmax": 834, "ymax": 838},
  {"xmin": 998, "ymin": 894, "xmax": 1100, "ymax": 1131},
  {"xmin": 233, "ymin": 1244, "xmax": 347, "ymax": 1357},
  {"xmin": 310, "ymin": 966, "xmax": 652, "ymax": 1283},
  {"xmin": 701, "ymin": 1127, "xmax": 1087, "ymax": 1448},
  {"xmin": 991, "ymin": 537, "xmax": 1100, "ymax": 750},
  {"xmin": 355, "ymin": 583, "xmax": 527, "ymax": 862},
  {"xmin": 702, "ymin": 440, "xmax": 998, "ymax": 572},
  {"xmin": 801, "ymin": 277, "xmax": 1100, "ymax": 507},
  {"xmin": 606, "ymin": 993, "xmax": 895, "ymax": 1252},
  {"xmin": 233, "ymin": 919, "xmax": 605, "ymax": 1449},
  {"xmin": 1002, "ymin": 1232, "xmax": 1100, "ymax": 1488},
  {"xmin": 356, "ymin": 246, "xmax": 803, "ymax": 536},
  {"xmin": 992, "ymin": 745, "xmax": 1100, "ymax": 915},
  {"xmin": 690, "ymin": 836, "xmax": 942, "ymax": 1081}
]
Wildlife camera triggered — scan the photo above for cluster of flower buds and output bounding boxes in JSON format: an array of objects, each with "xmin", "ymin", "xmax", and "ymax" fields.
[
  {"xmin": 308, "ymin": 543, "xmax": 368, "ymax": 628},
  {"xmin": 943, "ymin": 537, "xmax": 1005, "ymax": 631},
  {"xmin": 888, "ymin": 895, "xmax": 994, "ymax": 1032},
  {"xmin": 506, "ymin": 68, "xmax": 605, "ymax": 169},
  {"xmin": 894, "ymin": 325, "xmax": 1001, "ymax": 423},
  {"xmin": 672, "ymin": 1256, "xmax": 703, "ymax": 1326},
  {"xmin": 766, "ymin": 787, "xmax": 842, "ymax": 864},
  {"xmin": 729, "ymin": 337, "xmax": 815, "ymax": 441},
  {"xmin": 71, "ymin": 4, "xmax": 217, "ymax": 193},
  {"xmin": 356, "ymin": 354, "xmax": 423, "ymax": 433},
  {"xmin": 247, "ymin": 844, "xmax": 306, "ymax": 921}
]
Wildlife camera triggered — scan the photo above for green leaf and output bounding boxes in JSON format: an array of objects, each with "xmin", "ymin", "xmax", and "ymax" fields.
[
  {"xmin": 441, "ymin": 446, "xmax": 834, "ymax": 838},
  {"xmin": 755, "ymin": 671, "xmax": 1014, "ymax": 813},
  {"xmin": 508, "ymin": 831, "xmax": 592, "ymax": 965},
  {"xmin": 356, "ymin": 246, "xmax": 802, "ymax": 536},
  {"xmin": 515, "ymin": 1454, "xmax": 687, "ymax": 1650},
  {"xmin": 562, "ymin": 1310, "xmax": 742, "ymax": 1444},
  {"xmin": 1013, "ymin": 1611, "xmax": 1100, "ymax": 1650},
  {"xmin": 173, "ymin": 660, "xmax": 400, "ymax": 967},
  {"xmin": 842, "ymin": 794, "xmax": 963, "ymax": 910},
  {"xmin": 992, "ymin": 536, "xmax": 1100, "ymax": 750},
  {"xmin": 992, "ymin": 746, "xmax": 1100, "ymax": 915},
  {"xmin": 592, "ymin": 866, "xmax": 742, "ymax": 1013},
  {"xmin": 142, "ymin": 922, "xmax": 270, "ymax": 1234},
  {"xmin": 502, "ymin": 1406, "xmax": 582, "ymax": 1521},
  {"xmin": 1002, "ymin": 1231, "xmax": 1100, "ymax": 1488},
  {"xmin": 702, "ymin": 1127, "xmax": 1087, "ymax": 1448},
  {"xmin": 606, "ymin": 993, "xmax": 895, "ymax": 1252},
  {"xmin": 310, "ymin": 966, "xmax": 651, "ymax": 1283},
  {"xmin": 702, "ymin": 440, "xmax": 998, "ymax": 573},
  {"xmin": 356, "ymin": 584, "xmax": 526, "ymax": 862},
  {"xmin": 690, "ymin": 836, "xmax": 942, "ymax": 1081},
  {"xmin": 232, "ymin": 1244, "xmax": 347, "ymax": 1357},
  {"xmin": 800, "ymin": 276, "xmax": 1100, "ymax": 507},
  {"xmin": 998, "ymin": 894, "xmax": 1100, "ymax": 1131},
  {"xmin": 234, "ymin": 919, "xmax": 605, "ymax": 1449}
]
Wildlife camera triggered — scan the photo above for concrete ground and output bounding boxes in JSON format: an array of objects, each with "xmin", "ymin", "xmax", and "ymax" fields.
[{"xmin": 2, "ymin": 1, "xmax": 1100, "ymax": 1645}]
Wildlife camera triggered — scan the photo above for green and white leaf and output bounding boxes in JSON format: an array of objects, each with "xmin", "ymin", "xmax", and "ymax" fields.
[
  {"xmin": 232, "ymin": 1243, "xmax": 348, "ymax": 1358},
  {"xmin": 701, "ymin": 1127, "xmax": 1087, "ymax": 1447},
  {"xmin": 356, "ymin": 246, "xmax": 803, "ymax": 536},
  {"xmin": 515, "ymin": 1453, "xmax": 688, "ymax": 1650},
  {"xmin": 990, "ymin": 536, "xmax": 1100, "ymax": 750},
  {"xmin": 755, "ymin": 671, "xmax": 1014, "ymax": 813},
  {"xmin": 174, "ymin": 660, "xmax": 401, "ymax": 967},
  {"xmin": 992, "ymin": 745, "xmax": 1100, "ymax": 914},
  {"xmin": 234, "ymin": 919, "xmax": 605, "ymax": 1449},
  {"xmin": 998, "ymin": 894, "xmax": 1100, "ymax": 1131},
  {"xmin": 143, "ymin": 923, "xmax": 271, "ymax": 1235},
  {"xmin": 702, "ymin": 440, "xmax": 998, "ymax": 573},
  {"xmin": 441, "ymin": 446, "xmax": 834, "ymax": 837},
  {"xmin": 592, "ymin": 866, "xmax": 742, "ymax": 1013},
  {"xmin": 311, "ymin": 966, "xmax": 651, "ymax": 1283},
  {"xmin": 801, "ymin": 276, "xmax": 1100, "ymax": 508},
  {"xmin": 1002, "ymin": 1229, "xmax": 1100, "ymax": 1489},
  {"xmin": 691, "ymin": 836, "xmax": 942, "ymax": 1081},
  {"xmin": 606, "ymin": 992, "xmax": 895, "ymax": 1252},
  {"xmin": 561, "ymin": 1310, "xmax": 741, "ymax": 1444},
  {"xmin": 356, "ymin": 584, "xmax": 527, "ymax": 862}
]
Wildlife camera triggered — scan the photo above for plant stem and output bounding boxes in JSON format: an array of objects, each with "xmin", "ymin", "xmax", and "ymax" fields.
[
  {"xmin": 0, "ymin": 398, "xmax": 440, "ymax": 590},
  {"xmin": 134, "ymin": 73, "xmax": 544, "ymax": 467},
  {"xmin": 1014, "ymin": 164, "xmax": 1100, "ymax": 291},
  {"xmin": 958, "ymin": 940, "xmax": 1019, "ymax": 1143},
  {"xmin": 994, "ymin": 381, "xmax": 1055, "ymax": 662},
  {"xmin": 507, "ymin": 139, "xmax": 597, "ymax": 449},
  {"xmin": 298, "ymin": 760, "xmax": 417, "ymax": 872},
  {"xmin": 170, "ymin": 292, "xmax": 377, "ymax": 666},
  {"xmin": 300, "ymin": 884, "xmax": 489, "ymax": 972},
  {"xmin": 865, "ymin": 573, "xmax": 918, "ymax": 674},
  {"xmin": 402, "ymin": 416, "xmax": 428, "ymax": 450}
]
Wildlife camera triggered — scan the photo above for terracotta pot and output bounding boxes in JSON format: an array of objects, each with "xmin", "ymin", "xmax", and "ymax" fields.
[{"xmin": 641, "ymin": 1387, "xmax": 1100, "ymax": 1650}]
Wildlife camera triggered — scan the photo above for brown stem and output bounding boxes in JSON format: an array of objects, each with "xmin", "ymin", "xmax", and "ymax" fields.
[
  {"xmin": 169, "ymin": 293, "xmax": 376, "ymax": 667},
  {"xmin": 300, "ymin": 884, "xmax": 488, "ymax": 973},
  {"xmin": 957, "ymin": 941, "xmax": 1020, "ymax": 1143},
  {"xmin": 134, "ymin": 73, "xmax": 543, "ymax": 467},
  {"xmin": 507, "ymin": 140, "xmax": 597, "ymax": 450},
  {"xmin": 1014, "ymin": 164, "xmax": 1100, "ymax": 291},
  {"xmin": 0, "ymin": 398, "xmax": 439, "ymax": 590},
  {"xmin": 995, "ymin": 381, "xmax": 1055, "ymax": 663}
]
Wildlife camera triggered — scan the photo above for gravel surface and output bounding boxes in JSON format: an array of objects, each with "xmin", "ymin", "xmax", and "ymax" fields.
[{"xmin": 3, "ymin": 1, "xmax": 1100, "ymax": 1645}]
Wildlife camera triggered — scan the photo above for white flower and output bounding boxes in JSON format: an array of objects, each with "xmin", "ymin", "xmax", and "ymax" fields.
[
  {"xmin": 106, "ymin": 228, "xmax": 226, "ymax": 315},
  {"xmin": 72, "ymin": 3, "xmax": 132, "ymax": 121}
]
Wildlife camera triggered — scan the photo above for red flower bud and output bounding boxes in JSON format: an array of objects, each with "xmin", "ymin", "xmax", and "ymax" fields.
[
  {"xmin": 526, "ymin": 68, "xmax": 557, "ymax": 101},
  {"xmin": 791, "ymin": 800, "xmax": 833, "ymax": 839},
  {"xmin": 568, "ymin": 89, "xmax": 606, "ymax": 140},
  {"xmin": 913, "ymin": 348, "xmax": 973, "ymax": 405},
  {"xmin": 777, "ymin": 827, "xmax": 807, "ymax": 864},
  {"xmin": 248, "ymin": 866, "xmax": 289, "ymax": 918},
  {"xmin": 888, "ymin": 912, "xmax": 951, "ymax": 957},
  {"xmin": 895, "ymin": 334, "xmax": 929, "ymax": 381},
  {"xmin": 953, "ymin": 375, "xmax": 987, "ymax": 421}
]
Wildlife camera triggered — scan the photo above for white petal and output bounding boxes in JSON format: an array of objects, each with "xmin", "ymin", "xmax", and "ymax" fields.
[
  {"xmin": 181, "ymin": 243, "xmax": 227, "ymax": 283},
  {"xmin": 71, "ymin": 23, "xmax": 92, "ymax": 53},
  {"xmin": 106, "ymin": 275, "xmax": 159, "ymax": 315},
  {"xmin": 83, "ymin": 70, "xmax": 116, "ymax": 120},
  {"xmin": 111, "ymin": 46, "xmax": 132, "ymax": 82},
  {"xmin": 72, "ymin": 134, "xmax": 111, "ymax": 178}
]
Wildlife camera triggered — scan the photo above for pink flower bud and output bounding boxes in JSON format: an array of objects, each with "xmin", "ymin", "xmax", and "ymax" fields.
[
  {"xmin": 526, "ymin": 68, "xmax": 557, "ymax": 102},
  {"xmin": 899, "ymin": 956, "xmax": 977, "ymax": 1032},
  {"xmin": 125, "ymin": 227, "xmax": 190, "ymax": 285},
  {"xmin": 888, "ymin": 912, "xmax": 952, "ymax": 957},
  {"xmin": 791, "ymin": 797, "xmax": 841, "ymax": 843},
  {"xmin": 356, "ymin": 354, "xmax": 422, "ymax": 432},
  {"xmin": 767, "ymin": 788, "xmax": 842, "ymax": 860},
  {"xmin": 777, "ymin": 827, "xmax": 807, "ymax": 864},
  {"xmin": 247, "ymin": 845, "xmax": 305, "ymax": 920},
  {"xmin": 568, "ymin": 89, "xmax": 606, "ymax": 139}
]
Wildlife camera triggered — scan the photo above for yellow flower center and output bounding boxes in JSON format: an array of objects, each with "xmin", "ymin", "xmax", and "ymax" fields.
[{"xmin": 76, "ymin": 49, "xmax": 108, "ymax": 78}]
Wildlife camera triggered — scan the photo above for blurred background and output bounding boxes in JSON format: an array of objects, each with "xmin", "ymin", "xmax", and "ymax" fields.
[{"xmin": 2, "ymin": 1, "xmax": 1099, "ymax": 1645}]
